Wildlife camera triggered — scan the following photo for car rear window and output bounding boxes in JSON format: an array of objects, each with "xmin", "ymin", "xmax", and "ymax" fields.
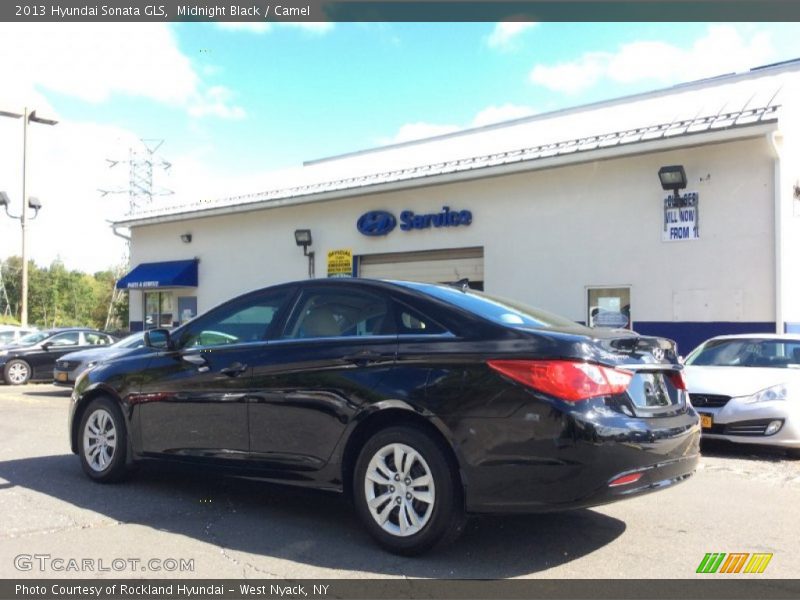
[{"xmin": 397, "ymin": 282, "xmax": 588, "ymax": 330}]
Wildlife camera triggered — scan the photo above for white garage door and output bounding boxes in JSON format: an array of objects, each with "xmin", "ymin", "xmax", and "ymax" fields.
[{"xmin": 358, "ymin": 247, "xmax": 484, "ymax": 288}]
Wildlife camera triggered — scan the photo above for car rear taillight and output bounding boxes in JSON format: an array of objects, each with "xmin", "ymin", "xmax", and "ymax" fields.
[
  {"xmin": 487, "ymin": 359, "xmax": 633, "ymax": 402},
  {"xmin": 667, "ymin": 370, "xmax": 687, "ymax": 390}
]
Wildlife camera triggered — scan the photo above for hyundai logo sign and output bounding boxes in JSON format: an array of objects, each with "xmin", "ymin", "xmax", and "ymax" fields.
[
  {"xmin": 357, "ymin": 206, "xmax": 472, "ymax": 237},
  {"xmin": 357, "ymin": 210, "xmax": 397, "ymax": 236}
]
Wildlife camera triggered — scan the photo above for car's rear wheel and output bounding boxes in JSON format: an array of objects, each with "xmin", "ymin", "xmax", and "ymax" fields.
[
  {"xmin": 353, "ymin": 426, "xmax": 465, "ymax": 555},
  {"xmin": 78, "ymin": 397, "xmax": 129, "ymax": 482},
  {"xmin": 3, "ymin": 359, "xmax": 31, "ymax": 385}
]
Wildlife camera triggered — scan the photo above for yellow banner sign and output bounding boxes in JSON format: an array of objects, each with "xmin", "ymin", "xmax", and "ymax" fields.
[{"xmin": 327, "ymin": 249, "xmax": 353, "ymax": 278}]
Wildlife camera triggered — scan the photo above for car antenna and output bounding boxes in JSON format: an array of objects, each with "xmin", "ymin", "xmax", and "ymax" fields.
[{"xmin": 451, "ymin": 278, "xmax": 470, "ymax": 292}]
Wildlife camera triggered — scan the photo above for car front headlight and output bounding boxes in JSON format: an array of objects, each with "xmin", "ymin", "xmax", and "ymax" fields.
[
  {"xmin": 86, "ymin": 361, "xmax": 97, "ymax": 369},
  {"xmin": 0, "ymin": 350, "xmax": 7, "ymax": 357},
  {"xmin": 743, "ymin": 383, "xmax": 788, "ymax": 404}
]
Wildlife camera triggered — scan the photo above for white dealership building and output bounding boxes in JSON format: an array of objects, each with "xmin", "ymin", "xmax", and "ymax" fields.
[{"xmin": 114, "ymin": 59, "xmax": 800, "ymax": 354}]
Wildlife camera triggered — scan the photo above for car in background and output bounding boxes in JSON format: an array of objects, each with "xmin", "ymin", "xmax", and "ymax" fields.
[
  {"xmin": 0, "ymin": 328, "xmax": 117, "ymax": 385},
  {"xmin": 0, "ymin": 325, "xmax": 38, "ymax": 346},
  {"xmin": 54, "ymin": 332, "xmax": 146, "ymax": 387},
  {"xmin": 683, "ymin": 334, "xmax": 800, "ymax": 458},
  {"xmin": 70, "ymin": 278, "xmax": 699, "ymax": 554}
]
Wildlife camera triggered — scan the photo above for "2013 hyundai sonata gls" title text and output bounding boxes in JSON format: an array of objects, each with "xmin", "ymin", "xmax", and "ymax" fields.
[{"xmin": 69, "ymin": 278, "xmax": 700, "ymax": 554}]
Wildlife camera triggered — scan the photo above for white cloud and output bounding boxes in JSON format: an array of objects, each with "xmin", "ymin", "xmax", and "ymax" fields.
[
  {"xmin": 188, "ymin": 86, "xmax": 246, "ymax": 120},
  {"xmin": 0, "ymin": 23, "xmax": 244, "ymax": 119},
  {"xmin": 487, "ymin": 22, "xmax": 537, "ymax": 50},
  {"xmin": 472, "ymin": 103, "xmax": 537, "ymax": 127},
  {"xmin": 529, "ymin": 25, "xmax": 775, "ymax": 94}
]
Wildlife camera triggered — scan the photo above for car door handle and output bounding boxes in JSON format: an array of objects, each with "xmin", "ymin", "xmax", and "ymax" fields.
[
  {"xmin": 342, "ymin": 351, "xmax": 383, "ymax": 366},
  {"xmin": 220, "ymin": 362, "xmax": 248, "ymax": 377},
  {"xmin": 181, "ymin": 353, "xmax": 210, "ymax": 373}
]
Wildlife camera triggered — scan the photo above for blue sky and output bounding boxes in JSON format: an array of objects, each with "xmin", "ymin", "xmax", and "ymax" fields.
[{"xmin": 0, "ymin": 21, "xmax": 798, "ymax": 271}]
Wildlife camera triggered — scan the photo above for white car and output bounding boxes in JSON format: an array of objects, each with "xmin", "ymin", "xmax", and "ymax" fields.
[
  {"xmin": 684, "ymin": 334, "xmax": 800, "ymax": 458},
  {"xmin": 0, "ymin": 325, "xmax": 38, "ymax": 346}
]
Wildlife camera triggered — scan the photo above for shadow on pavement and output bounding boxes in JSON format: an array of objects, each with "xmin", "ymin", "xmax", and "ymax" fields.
[
  {"xmin": 20, "ymin": 388, "xmax": 72, "ymax": 398},
  {"xmin": 700, "ymin": 439, "xmax": 796, "ymax": 462},
  {"xmin": 0, "ymin": 454, "xmax": 626, "ymax": 577}
]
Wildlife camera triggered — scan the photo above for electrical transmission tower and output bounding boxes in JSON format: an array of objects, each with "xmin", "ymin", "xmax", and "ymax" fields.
[
  {"xmin": 100, "ymin": 138, "xmax": 173, "ymax": 212},
  {"xmin": 99, "ymin": 139, "xmax": 173, "ymax": 331}
]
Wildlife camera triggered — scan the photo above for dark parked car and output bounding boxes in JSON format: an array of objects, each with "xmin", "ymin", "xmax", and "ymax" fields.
[
  {"xmin": 1, "ymin": 328, "xmax": 117, "ymax": 385},
  {"xmin": 54, "ymin": 332, "xmax": 147, "ymax": 387},
  {"xmin": 69, "ymin": 279, "xmax": 700, "ymax": 554}
]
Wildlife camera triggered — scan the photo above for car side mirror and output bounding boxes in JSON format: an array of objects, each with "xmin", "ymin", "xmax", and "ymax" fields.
[
  {"xmin": 144, "ymin": 329, "xmax": 171, "ymax": 350},
  {"xmin": 41, "ymin": 342, "xmax": 52, "ymax": 351}
]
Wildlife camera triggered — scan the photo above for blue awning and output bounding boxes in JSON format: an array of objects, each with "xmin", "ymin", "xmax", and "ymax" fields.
[{"xmin": 116, "ymin": 259, "xmax": 198, "ymax": 290}]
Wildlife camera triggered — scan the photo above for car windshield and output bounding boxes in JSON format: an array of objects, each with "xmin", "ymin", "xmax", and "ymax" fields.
[
  {"xmin": 399, "ymin": 282, "xmax": 588, "ymax": 330},
  {"xmin": 17, "ymin": 331, "xmax": 50, "ymax": 345},
  {"xmin": 686, "ymin": 338, "xmax": 800, "ymax": 368}
]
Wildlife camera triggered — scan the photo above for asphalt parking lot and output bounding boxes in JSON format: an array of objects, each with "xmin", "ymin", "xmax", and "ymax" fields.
[{"xmin": 0, "ymin": 383, "xmax": 798, "ymax": 579}]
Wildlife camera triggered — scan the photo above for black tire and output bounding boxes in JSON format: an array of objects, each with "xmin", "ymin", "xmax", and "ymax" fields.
[
  {"xmin": 353, "ymin": 425, "xmax": 466, "ymax": 555},
  {"xmin": 78, "ymin": 397, "xmax": 129, "ymax": 483},
  {"xmin": 3, "ymin": 359, "xmax": 31, "ymax": 386}
]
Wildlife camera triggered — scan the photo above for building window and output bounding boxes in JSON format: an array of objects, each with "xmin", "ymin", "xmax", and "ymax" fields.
[
  {"xmin": 144, "ymin": 291, "xmax": 175, "ymax": 330},
  {"xmin": 588, "ymin": 287, "xmax": 631, "ymax": 329}
]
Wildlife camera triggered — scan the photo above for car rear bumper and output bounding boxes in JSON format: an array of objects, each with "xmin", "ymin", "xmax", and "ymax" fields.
[{"xmin": 450, "ymin": 401, "xmax": 701, "ymax": 514}]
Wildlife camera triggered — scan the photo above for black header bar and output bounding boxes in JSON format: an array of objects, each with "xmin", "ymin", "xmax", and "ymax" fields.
[{"xmin": 3, "ymin": 0, "xmax": 800, "ymax": 22}]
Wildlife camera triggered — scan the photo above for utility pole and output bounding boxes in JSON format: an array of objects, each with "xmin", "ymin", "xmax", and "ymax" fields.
[{"xmin": 0, "ymin": 107, "xmax": 56, "ymax": 327}]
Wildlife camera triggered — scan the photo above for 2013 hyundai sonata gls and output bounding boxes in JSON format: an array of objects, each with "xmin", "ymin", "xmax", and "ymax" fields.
[{"xmin": 69, "ymin": 279, "xmax": 700, "ymax": 554}]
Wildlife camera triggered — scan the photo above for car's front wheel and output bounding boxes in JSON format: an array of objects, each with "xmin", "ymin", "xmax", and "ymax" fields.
[
  {"xmin": 353, "ymin": 425, "xmax": 465, "ymax": 555},
  {"xmin": 3, "ymin": 359, "xmax": 31, "ymax": 385},
  {"xmin": 78, "ymin": 397, "xmax": 129, "ymax": 482}
]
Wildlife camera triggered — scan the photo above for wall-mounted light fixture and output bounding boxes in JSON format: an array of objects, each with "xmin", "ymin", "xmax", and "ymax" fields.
[
  {"xmin": 658, "ymin": 165, "xmax": 687, "ymax": 200},
  {"xmin": 180, "ymin": 233, "xmax": 192, "ymax": 244},
  {"xmin": 294, "ymin": 229, "xmax": 315, "ymax": 278}
]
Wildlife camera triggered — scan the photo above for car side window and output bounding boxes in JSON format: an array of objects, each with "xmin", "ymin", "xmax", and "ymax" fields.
[
  {"xmin": 396, "ymin": 304, "xmax": 448, "ymax": 335},
  {"xmin": 283, "ymin": 289, "xmax": 391, "ymax": 340},
  {"xmin": 85, "ymin": 333, "xmax": 109, "ymax": 345},
  {"xmin": 176, "ymin": 289, "xmax": 292, "ymax": 349},
  {"xmin": 48, "ymin": 332, "xmax": 80, "ymax": 347}
]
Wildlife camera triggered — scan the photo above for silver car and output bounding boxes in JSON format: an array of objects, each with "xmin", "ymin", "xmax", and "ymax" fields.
[
  {"xmin": 53, "ymin": 332, "xmax": 145, "ymax": 386},
  {"xmin": 684, "ymin": 334, "xmax": 800, "ymax": 458}
]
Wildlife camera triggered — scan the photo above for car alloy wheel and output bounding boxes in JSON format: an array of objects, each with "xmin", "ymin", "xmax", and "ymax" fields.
[
  {"xmin": 4, "ymin": 359, "xmax": 31, "ymax": 385},
  {"xmin": 354, "ymin": 426, "xmax": 465, "ymax": 555},
  {"xmin": 83, "ymin": 408, "xmax": 118, "ymax": 472},
  {"xmin": 364, "ymin": 442, "xmax": 436, "ymax": 537},
  {"xmin": 78, "ymin": 397, "xmax": 129, "ymax": 482}
]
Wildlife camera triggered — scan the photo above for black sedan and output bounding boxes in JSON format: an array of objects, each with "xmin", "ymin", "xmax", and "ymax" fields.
[
  {"xmin": 69, "ymin": 279, "xmax": 700, "ymax": 554},
  {"xmin": 1, "ymin": 328, "xmax": 117, "ymax": 385}
]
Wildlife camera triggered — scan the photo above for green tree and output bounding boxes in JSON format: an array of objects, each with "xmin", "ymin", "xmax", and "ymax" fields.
[{"xmin": 0, "ymin": 255, "xmax": 125, "ymax": 331}]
